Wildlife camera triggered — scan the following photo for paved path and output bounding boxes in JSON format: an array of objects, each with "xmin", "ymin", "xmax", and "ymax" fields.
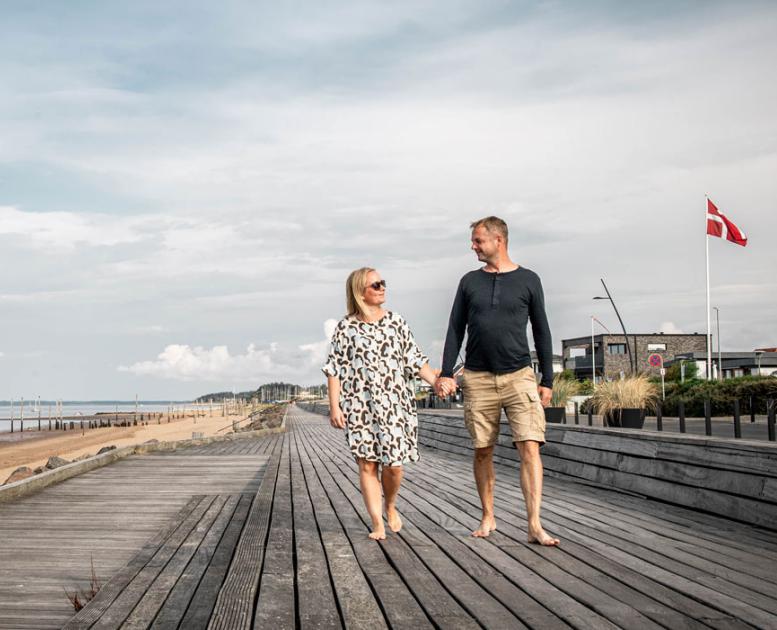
[{"xmin": 5, "ymin": 406, "xmax": 777, "ymax": 628}]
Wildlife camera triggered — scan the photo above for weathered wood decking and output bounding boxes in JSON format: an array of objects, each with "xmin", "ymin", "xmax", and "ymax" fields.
[{"xmin": 2, "ymin": 406, "xmax": 777, "ymax": 628}]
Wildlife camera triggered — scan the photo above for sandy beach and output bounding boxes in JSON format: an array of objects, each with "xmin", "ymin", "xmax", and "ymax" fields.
[{"xmin": 0, "ymin": 409, "xmax": 250, "ymax": 484}]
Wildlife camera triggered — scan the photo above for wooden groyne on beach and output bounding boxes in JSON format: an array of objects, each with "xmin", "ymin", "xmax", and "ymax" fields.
[{"xmin": 0, "ymin": 405, "xmax": 776, "ymax": 628}]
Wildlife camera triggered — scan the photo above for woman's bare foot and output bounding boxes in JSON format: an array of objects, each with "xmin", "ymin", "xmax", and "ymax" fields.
[
  {"xmin": 386, "ymin": 506, "xmax": 403, "ymax": 533},
  {"xmin": 472, "ymin": 515, "xmax": 497, "ymax": 537},
  {"xmin": 528, "ymin": 525, "xmax": 560, "ymax": 546},
  {"xmin": 369, "ymin": 516, "xmax": 386, "ymax": 540}
]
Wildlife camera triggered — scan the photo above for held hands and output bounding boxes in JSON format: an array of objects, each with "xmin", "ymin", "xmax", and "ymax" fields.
[
  {"xmin": 434, "ymin": 376, "xmax": 457, "ymax": 398},
  {"xmin": 330, "ymin": 406, "xmax": 346, "ymax": 429},
  {"xmin": 538, "ymin": 385, "xmax": 552, "ymax": 408}
]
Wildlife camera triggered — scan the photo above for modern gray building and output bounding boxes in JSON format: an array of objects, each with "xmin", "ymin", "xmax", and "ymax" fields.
[
  {"xmin": 667, "ymin": 351, "xmax": 777, "ymax": 379},
  {"xmin": 562, "ymin": 333, "xmax": 708, "ymax": 382}
]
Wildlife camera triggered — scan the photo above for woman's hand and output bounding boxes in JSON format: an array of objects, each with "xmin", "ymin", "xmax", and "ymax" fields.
[{"xmin": 330, "ymin": 406, "xmax": 346, "ymax": 429}]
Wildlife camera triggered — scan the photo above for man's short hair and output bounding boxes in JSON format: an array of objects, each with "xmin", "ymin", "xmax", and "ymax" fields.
[{"xmin": 470, "ymin": 216, "xmax": 508, "ymax": 243}]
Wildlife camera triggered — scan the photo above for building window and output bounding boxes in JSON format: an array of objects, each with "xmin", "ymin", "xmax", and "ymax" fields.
[
  {"xmin": 647, "ymin": 343, "xmax": 666, "ymax": 351},
  {"xmin": 608, "ymin": 343, "xmax": 626, "ymax": 355}
]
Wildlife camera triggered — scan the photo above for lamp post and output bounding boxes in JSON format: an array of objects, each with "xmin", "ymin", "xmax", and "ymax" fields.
[
  {"xmin": 755, "ymin": 350, "xmax": 764, "ymax": 377},
  {"xmin": 713, "ymin": 307, "xmax": 722, "ymax": 381},
  {"xmin": 590, "ymin": 316, "xmax": 596, "ymax": 387},
  {"xmin": 593, "ymin": 278, "xmax": 635, "ymax": 375},
  {"xmin": 590, "ymin": 315, "xmax": 612, "ymax": 385}
]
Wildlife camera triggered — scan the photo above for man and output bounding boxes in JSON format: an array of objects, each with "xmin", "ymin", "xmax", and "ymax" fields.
[{"xmin": 435, "ymin": 216, "xmax": 559, "ymax": 545}]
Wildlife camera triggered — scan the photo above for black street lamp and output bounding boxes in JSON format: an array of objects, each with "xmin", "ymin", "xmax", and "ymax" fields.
[{"xmin": 593, "ymin": 278, "xmax": 635, "ymax": 375}]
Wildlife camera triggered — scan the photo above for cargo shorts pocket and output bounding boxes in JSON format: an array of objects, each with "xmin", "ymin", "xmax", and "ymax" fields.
[{"xmin": 526, "ymin": 391, "xmax": 545, "ymax": 432}]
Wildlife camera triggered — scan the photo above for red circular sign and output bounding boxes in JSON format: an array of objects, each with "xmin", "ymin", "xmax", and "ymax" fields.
[{"xmin": 648, "ymin": 353, "xmax": 663, "ymax": 367}]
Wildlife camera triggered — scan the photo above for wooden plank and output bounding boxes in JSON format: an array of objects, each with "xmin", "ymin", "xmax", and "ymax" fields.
[
  {"xmin": 420, "ymin": 445, "xmax": 777, "ymax": 628},
  {"xmin": 295, "ymin": 420, "xmax": 497, "ymax": 629},
  {"xmin": 306, "ymin": 411, "xmax": 766, "ymax": 630},
  {"xmin": 177, "ymin": 493, "xmax": 255, "ymax": 629},
  {"xmin": 120, "ymin": 495, "xmax": 231, "ymax": 629},
  {"xmin": 288, "ymin": 430, "xmax": 342, "ymax": 628},
  {"xmin": 62, "ymin": 495, "xmax": 207, "ymax": 629},
  {"xmin": 290, "ymin": 425, "xmax": 388, "ymax": 630},
  {"xmin": 207, "ymin": 436, "xmax": 284, "ymax": 630},
  {"xmin": 253, "ymin": 435, "xmax": 295, "ymax": 629},
  {"xmin": 150, "ymin": 495, "xmax": 244, "ymax": 630},
  {"xmin": 87, "ymin": 495, "xmax": 218, "ymax": 629},
  {"xmin": 305, "ymin": 422, "xmax": 624, "ymax": 630},
  {"xmin": 289, "ymin": 418, "xmax": 435, "ymax": 629}
]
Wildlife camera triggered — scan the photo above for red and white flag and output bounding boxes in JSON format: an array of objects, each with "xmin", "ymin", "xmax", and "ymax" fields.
[{"xmin": 706, "ymin": 198, "xmax": 747, "ymax": 247}]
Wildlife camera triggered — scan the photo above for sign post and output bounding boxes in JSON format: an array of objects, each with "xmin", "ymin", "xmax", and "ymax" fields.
[{"xmin": 648, "ymin": 353, "xmax": 666, "ymax": 400}]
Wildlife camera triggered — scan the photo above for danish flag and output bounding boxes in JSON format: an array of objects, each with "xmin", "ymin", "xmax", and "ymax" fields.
[{"xmin": 706, "ymin": 198, "xmax": 747, "ymax": 247}]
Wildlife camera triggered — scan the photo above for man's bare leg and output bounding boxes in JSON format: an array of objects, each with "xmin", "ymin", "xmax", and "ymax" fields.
[
  {"xmin": 472, "ymin": 446, "xmax": 497, "ymax": 537},
  {"xmin": 381, "ymin": 465, "xmax": 404, "ymax": 532},
  {"xmin": 516, "ymin": 440, "xmax": 559, "ymax": 546},
  {"xmin": 358, "ymin": 459, "xmax": 385, "ymax": 540}
]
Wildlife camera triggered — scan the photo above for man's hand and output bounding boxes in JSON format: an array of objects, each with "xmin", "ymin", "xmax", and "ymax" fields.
[
  {"xmin": 435, "ymin": 377, "xmax": 457, "ymax": 397},
  {"xmin": 538, "ymin": 386, "xmax": 552, "ymax": 408},
  {"xmin": 330, "ymin": 406, "xmax": 346, "ymax": 429}
]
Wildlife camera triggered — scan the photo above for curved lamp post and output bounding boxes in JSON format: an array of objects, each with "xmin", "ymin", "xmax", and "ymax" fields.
[{"xmin": 593, "ymin": 278, "xmax": 635, "ymax": 375}]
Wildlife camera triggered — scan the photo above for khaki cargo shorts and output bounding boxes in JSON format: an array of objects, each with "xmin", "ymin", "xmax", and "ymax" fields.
[{"xmin": 460, "ymin": 366, "xmax": 546, "ymax": 448}]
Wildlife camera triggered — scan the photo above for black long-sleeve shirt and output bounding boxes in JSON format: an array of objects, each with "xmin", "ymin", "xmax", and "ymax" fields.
[{"xmin": 441, "ymin": 267, "xmax": 554, "ymax": 388}]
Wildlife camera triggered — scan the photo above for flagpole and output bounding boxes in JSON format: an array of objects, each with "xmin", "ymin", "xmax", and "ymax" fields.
[{"xmin": 705, "ymin": 195, "xmax": 712, "ymax": 381}]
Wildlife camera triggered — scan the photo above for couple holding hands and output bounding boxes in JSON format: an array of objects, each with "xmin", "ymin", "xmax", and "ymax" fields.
[{"xmin": 323, "ymin": 216, "xmax": 559, "ymax": 546}]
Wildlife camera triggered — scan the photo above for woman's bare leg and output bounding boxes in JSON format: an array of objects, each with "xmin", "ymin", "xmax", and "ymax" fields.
[
  {"xmin": 358, "ymin": 459, "xmax": 385, "ymax": 539},
  {"xmin": 382, "ymin": 465, "xmax": 404, "ymax": 532}
]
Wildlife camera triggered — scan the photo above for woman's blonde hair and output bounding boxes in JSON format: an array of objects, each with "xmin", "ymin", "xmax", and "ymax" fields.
[{"xmin": 346, "ymin": 267, "xmax": 375, "ymax": 319}]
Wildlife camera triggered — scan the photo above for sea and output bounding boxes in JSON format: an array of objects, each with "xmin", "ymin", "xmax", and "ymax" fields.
[{"xmin": 0, "ymin": 401, "xmax": 190, "ymax": 433}]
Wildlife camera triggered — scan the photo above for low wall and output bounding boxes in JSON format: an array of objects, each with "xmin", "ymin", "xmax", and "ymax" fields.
[{"xmin": 417, "ymin": 411, "xmax": 777, "ymax": 531}]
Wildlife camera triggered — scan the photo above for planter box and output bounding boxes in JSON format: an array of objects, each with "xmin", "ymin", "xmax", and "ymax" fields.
[
  {"xmin": 618, "ymin": 408, "xmax": 646, "ymax": 429},
  {"xmin": 544, "ymin": 407, "xmax": 566, "ymax": 423}
]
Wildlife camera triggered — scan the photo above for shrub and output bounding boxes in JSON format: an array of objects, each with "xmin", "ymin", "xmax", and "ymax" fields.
[{"xmin": 661, "ymin": 376, "xmax": 777, "ymax": 416}]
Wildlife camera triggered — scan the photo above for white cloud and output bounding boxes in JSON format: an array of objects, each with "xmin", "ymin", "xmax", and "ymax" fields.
[
  {"xmin": 119, "ymin": 343, "xmax": 295, "ymax": 383},
  {"xmin": 298, "ymin": 318, "xmax": 339, "ymax": 368},
  {"xmin": 0, "ymin": 205, "xmax": 146, "ymax": 250},
  {"xmin": 118, "ymin": 319, "xmax": 340, "ymax": 385},
  {"xmin": 659, "ymin": 321, "xmax": 685, "ymax": 335}
]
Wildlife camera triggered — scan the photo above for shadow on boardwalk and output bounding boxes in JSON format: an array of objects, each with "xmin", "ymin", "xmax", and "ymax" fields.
[{"xmin": 2, "ymin": 407, "xmax": 776, "ymax": 628}]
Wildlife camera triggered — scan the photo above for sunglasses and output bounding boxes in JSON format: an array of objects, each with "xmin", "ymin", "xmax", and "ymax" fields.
[{"xmin": 367, "ymin": 280, "xmax": 387, "ymax": 291}]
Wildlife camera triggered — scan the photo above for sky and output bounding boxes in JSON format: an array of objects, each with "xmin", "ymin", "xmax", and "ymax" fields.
[{"xmin": 1, "ymin": 1, "xmax": 776, "ymax": 400}]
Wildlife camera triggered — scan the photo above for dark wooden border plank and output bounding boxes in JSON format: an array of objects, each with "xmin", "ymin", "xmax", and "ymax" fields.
[{"xmin": 207, "ymin": 436, "xmax": 283, "ymax": 630}]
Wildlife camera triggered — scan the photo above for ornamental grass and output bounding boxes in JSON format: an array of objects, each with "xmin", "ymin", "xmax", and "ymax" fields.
[
  {"xmin": 590, "ymin": 374, "xmax": 659, "ymax": 416},
  {"xmin": 550, "ymin": 374, "xmax": 581, "ymax": 407}
]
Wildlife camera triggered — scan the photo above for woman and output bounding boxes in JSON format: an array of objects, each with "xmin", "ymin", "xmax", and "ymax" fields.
[{"xmin": 323, "ymin": 267, "xmax": 439, "ymax": 540}]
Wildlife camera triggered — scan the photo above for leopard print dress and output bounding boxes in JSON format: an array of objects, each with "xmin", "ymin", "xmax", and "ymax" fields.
[{"xmin": 322, "ymin": 311, "xmax": 428, "ymax": 466}]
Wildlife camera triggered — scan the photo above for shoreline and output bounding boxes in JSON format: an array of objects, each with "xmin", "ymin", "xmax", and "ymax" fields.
[{"xmin": 0, "ymin": 409, "xmax": 250, "ymax": 484}]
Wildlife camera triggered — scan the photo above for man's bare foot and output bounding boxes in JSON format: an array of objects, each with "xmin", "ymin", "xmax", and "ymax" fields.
[
  {"xmin": 386, "ymin": 506, "xmax": 402, "ymax": 533},
  {"xmin": 369, "ymin": 529, "xmax": 386, "ymax": 540},
  {"xmin": 471, "ymin": 515, "xmax": 497, "ymax": 537},
  {"xmin": 528, "ymin": 526, "xmax": 560, "ymax": 546}
]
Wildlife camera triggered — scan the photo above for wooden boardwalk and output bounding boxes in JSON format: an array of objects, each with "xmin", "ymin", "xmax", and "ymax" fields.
[
  {"xmin": 4, "ymin": 406, "xmax": 777, "ymax": 628},
  {"xmin": 0, "ymin": 441, "xmax": 273, "ymax": 629}
]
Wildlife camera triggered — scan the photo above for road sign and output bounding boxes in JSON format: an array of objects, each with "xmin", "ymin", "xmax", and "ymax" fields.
[
  {"xmin": 648, "ymin": 353, "xmax": 663, "ymax": 368},
  {"xmin": 660, "ymin": 368, "xmax": 666, "ymax": 376}
]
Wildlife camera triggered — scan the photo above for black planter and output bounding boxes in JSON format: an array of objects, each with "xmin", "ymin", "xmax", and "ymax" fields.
[
  {"xmin": 618, "ymin": 408, "xmax": 646, "ymax": 429},
  {"xmin": 544, "ymin": 407, "xmax": 566, "ymax": 423},
  {"xmin": 603, "ymin": 410, "xmax": 619, "ymax": 427}
]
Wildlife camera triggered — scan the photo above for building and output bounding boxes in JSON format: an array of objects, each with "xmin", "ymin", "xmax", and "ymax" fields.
[
  {"xmin": 562, "ymin": 333, "xmax": 707, "ymax": 382},
  {"xmin": 667, "ymin": 351, "xmax": 777, "ymax": 379}
]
